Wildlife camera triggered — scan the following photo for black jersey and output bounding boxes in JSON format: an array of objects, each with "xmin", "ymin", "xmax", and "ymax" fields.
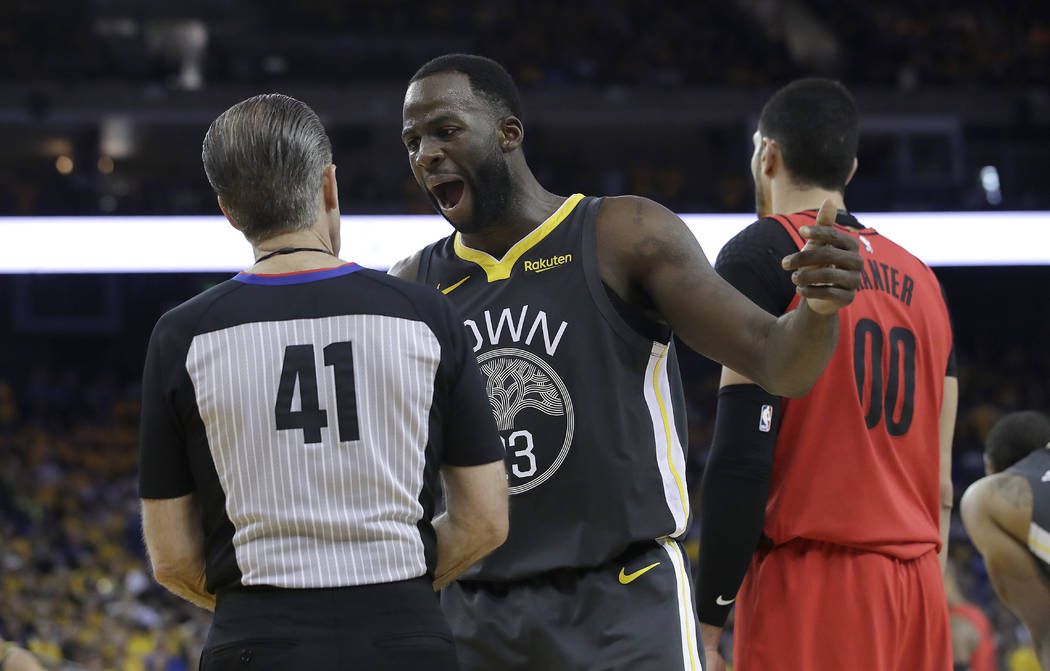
[
  {"xmin": 138, "ymin": 264, "xmax": 504, "ymax": 593},
  {"xmin": 416, "ymin": 194, "xmax": 691, "ymax": 581},
  {"xmin": 1005, "ymin": 447, "xmax": 1050, "ymax": 582}
]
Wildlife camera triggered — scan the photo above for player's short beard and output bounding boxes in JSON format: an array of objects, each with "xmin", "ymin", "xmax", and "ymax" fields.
[
  {"xmin": 753, "ymin": 173, "xmax": 771, "ymax": 219},
  {"xmin": 454, "ymin": 143, "xmax": 512, "ymax": 235}
]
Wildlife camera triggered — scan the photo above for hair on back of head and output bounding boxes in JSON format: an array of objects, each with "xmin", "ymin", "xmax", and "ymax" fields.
[
  {"xmin": 759, "ymin": 78, "xmax": 859, "ymax": 193},
  {"xmin": 410, "ymin": 54, "xmax": 522, "ymax": 120},
  {"xmin": 985, "ymin": 410, "xmax": 1050, "ymax": 472},
  {"xmin": 202, "ymin": 93, "xmax": 332, "ymax": 243}
]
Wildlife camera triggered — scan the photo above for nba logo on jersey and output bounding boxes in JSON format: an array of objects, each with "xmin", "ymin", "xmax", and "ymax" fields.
[
  {"xmin": 759, "ymin": 404, "xmax": 773, "ymax": 433},
  {"xmin": 859, "ymin": 236, "xmax": 873, "ymax": 254}
]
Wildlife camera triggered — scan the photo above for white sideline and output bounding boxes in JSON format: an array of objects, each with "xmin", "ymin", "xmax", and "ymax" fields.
[{"xmin": 0, "ymin": 211, "xmax": 1047, "ymax": 273}]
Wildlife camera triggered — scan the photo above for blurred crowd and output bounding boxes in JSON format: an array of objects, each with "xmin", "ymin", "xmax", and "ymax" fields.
[
  {"xmin": 4, "ymin": 0, "xmax": 1048, "ymax": 88},
  {"xmin": 2, "ymin": 329, "xmax": 1048, "ymax": 668},
  {"xmin": 0, "ymin": 380, "xmax": 209, "ymax": 670},
  {"xmin": 2, "ymin": 1, "xmax": 1049, "ymax": 218}
]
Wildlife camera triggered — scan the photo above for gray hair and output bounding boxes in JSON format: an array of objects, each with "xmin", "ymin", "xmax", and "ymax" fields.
[{"xmin": 202, "ymin": 93, "xmax": 333, "ymax": 242}]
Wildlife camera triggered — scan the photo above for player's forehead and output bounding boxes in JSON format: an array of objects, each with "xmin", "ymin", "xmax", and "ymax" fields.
[{"xmin": 402, "ymin": 72, "xmax": 487, "ymax": 130}]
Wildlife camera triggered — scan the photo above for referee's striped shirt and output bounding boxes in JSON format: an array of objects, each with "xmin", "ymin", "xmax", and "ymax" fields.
[{"xmin": 138, "ymin": 263, "xmax": 504, "ymax": 592}]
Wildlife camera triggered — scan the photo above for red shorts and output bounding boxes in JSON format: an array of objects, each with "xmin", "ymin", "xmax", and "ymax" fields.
[{"xmin": 733, "ymin": 539, "xmax": 951, "ymax": 671}]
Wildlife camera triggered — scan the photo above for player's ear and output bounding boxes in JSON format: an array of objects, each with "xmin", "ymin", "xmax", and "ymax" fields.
[
  {"xmin": 322, "ymin": 164, "xmax": 338, "ymax": 212},
  {"xmin": 498, "ymin": 116, "xmax": 524, "ymax": 152},
  {"xmin": 217, "ymin": 196, "xmax": 241, "ymax": 232},
  {"xmin": 845, "ymin": 157, "xmax": 858, "ymax": 186},
  {"xmin": 760, "ymin": 137, "xmax": 779, "ymax": 177}
]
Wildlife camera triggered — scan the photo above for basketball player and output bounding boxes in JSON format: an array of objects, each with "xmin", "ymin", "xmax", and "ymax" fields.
[
  {"xmin": 962, "ymin": 410, "xmax": 1050, "ymax": 669},
  {"xmin": 694, "ymin": 79, "xmax": 957, "ymax": 671},
  {"xmin": 392, "ymin": 55, "xmax": 864, "ymax": 671},
  {"xmin": 139, "ymin": 94, "xmax": 508, "ymax": 670}
]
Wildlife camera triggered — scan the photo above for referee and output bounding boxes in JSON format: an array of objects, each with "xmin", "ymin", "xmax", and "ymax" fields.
[{"xmin": 138, "ymin": 93, "xmax": 508, "ymax": 670}]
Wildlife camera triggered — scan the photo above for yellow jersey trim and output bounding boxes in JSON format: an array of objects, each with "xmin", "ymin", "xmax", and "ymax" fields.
[
  {"xmin": 1029, "ymin": 522, "xmax": 1050, "ymax": 564},
  {"xmin": 654, "ymin": 346, "xmax": 689, "ymax": 521},
  {"xmin": 671, "ymin": 542, "xmax": 700, "ymax": 670},
  {"xmin": 453, "ymin": 193, "xmax": 585, "ymax": 282}
]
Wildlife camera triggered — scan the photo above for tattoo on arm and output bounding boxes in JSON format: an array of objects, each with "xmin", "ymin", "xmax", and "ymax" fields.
[{"xmin": 996, "ymin": 475, "xmax": 1033, "ymax": 512}]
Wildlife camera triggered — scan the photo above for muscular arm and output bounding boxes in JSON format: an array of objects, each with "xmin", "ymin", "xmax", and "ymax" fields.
[
  {"xmin": 433, "ymin": 461, "xmax": 509, "ymax": 589},
  {"xmin": 939, "ymin": 376, "xmax": 959, "ymax": 574},
  {"xmin": 596, "ymin": 196, "xmax": 861, "ymax": 397},
  {"xmin": 961, "ymin": 474, "xmax": 1050, "ymax": 667},
  {"xmin": 141, "ymin": 494, "xmax": 215, "ymax": 611}
]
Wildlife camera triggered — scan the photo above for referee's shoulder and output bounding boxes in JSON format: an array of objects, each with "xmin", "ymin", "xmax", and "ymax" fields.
[
  {"xmin": 349, "ymin": 266, "xmax": 453, "ymax": 319},
  {"xmin": 152, "ymin": 278, "xmax": 243, "ymax": 337}
]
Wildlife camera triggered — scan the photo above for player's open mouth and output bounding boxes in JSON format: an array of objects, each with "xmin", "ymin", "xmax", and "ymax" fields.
[{"xmin": 431, "ymin": 179, "xmax": 466, "ymax": 213}]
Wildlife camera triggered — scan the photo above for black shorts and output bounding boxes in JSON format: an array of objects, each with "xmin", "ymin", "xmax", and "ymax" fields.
[
  {"xmin": 442, "ymin": 539, "xmax": 704, "ymax": 671},
  {"xmin": 201, "ymin": 577, "xmax": 458, "ymax": 671}
]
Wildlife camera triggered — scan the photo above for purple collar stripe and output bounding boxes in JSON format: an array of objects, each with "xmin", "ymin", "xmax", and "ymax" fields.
[{"xmin": 233, "ymin": 263, "xmax": 363, "ymax": 285}]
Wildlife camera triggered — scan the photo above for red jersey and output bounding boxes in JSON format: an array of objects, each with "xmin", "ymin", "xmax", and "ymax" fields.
[{"xmin": 766, "ymin": 211, "xmax": 954, "ymax": 559}]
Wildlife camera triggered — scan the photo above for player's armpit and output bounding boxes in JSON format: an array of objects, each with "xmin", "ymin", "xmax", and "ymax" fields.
[
  {"xmin": 388, "ymin": 248, "xmax": 423, "ymax": 280},
  {"xmin": 594, "ymin": 195, "xmax": 841, "ymax": 397},
  {"xmin": 141, "ymin": 494, "xmax": 215, "ymax": 611},
  {"xmin": 961, "ymin": 476, "xmax": 1050, "ymax": 664}
]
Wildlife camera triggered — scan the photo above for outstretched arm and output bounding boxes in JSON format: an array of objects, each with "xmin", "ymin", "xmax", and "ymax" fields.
[
  {"xmin": 961, "ymin": 474, "xmax": 1050, "ymax": 667},
  {"xmin": 596, "ymin": 197, "xmax": 861, "ymax": 397}
]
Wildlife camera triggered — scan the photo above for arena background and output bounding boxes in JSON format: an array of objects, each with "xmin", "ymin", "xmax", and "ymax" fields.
[{"xmin": 1, "ymin": 2, "xmax": 1049, "ymax": 669}]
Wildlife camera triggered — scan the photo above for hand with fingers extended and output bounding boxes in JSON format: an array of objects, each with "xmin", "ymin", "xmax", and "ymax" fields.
[{"xmin": 780, "ymin": 199, "xmax": 863, "ymax": 315}]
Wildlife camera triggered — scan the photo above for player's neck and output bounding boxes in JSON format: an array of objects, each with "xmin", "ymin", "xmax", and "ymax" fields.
[
  {"xmin": 459, "ymin": 174, "xmax": 565, "ymax": 259},
  {"xmin": 248, "ymin": 226, "xmax": 342, "ymax": 274},
  {"xmin": 771, "ymin": 185, "xmax": 846, "ymax": 219}
]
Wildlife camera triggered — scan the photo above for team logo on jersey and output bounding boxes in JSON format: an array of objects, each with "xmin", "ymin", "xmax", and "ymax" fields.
[
  {"xmin": 523, "ymin": 254, "xmax": 572, "ymax": 273},
  {"xmin": 477, "ymin": 347, "xmax": 575, "ymax": 495}
]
